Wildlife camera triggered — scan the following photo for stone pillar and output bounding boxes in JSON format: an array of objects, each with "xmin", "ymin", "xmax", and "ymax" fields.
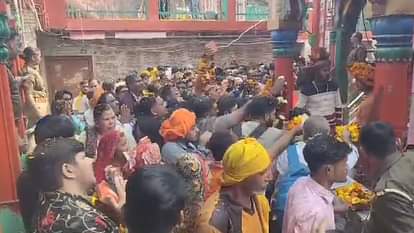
[
  {"xmin": 271, "ymin": 29, "xmax": 300, "ymax": 112},
  {"xmin": 370, "ymin": 15, "xmax": 414, "ymax": 137}
]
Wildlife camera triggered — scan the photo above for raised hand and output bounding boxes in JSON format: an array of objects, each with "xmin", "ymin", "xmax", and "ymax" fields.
[{"xmin": 119, "ymin": 104, "xmax": 132, "ymax": 124}]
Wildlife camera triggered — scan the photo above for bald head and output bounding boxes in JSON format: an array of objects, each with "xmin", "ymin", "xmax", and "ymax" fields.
[{"xmin": 303, "ymin": 116, "xmax": 330, "ymax": 141}]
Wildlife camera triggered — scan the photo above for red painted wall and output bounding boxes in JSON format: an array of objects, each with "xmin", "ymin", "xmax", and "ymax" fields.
[
  {"xmin": 42, "ymin": 0, "xmax": 267, "ymax": 33},
  {"xmin": 376, "ymin": 62, "xmax": 411, "ymax": 138},
  {"xmin": 0, "ymin": 63, "xmax": 20, "ymax": 207}
]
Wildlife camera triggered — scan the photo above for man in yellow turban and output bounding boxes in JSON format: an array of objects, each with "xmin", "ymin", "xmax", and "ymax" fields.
[{"xmin": 197, "ymin": 138, "xmax": 271, "ymax": 233}]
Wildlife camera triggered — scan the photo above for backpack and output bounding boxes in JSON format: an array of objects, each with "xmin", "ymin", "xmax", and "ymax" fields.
[{"xmin": 273, "ymin": 144, "xmax": 310, "ymax": 220}]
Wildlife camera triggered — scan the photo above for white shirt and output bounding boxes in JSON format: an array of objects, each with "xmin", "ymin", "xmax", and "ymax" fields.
[{"xmin": 297, "ymin": 90, "xmax": 342, "ymax": 117}]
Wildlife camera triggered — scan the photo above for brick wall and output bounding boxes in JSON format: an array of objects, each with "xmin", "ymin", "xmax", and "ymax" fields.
[{"xmin": 38, "ymin": 34, "xmax": 273, "ymax": 81}]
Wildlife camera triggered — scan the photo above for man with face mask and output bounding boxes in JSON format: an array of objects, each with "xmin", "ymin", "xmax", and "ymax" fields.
[
  {"xmin": 197, "ymin": 138, "xmax": 271, "ymax": 233},
  {"xmin": 282, "ymin": 134, "xmax": 351, "ymax": 233}
]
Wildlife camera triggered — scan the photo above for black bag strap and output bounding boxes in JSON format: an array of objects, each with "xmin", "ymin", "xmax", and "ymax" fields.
[
  {"xmin": 232, "ymin": 123, "xmax": 243, "ymax": 139},
  {"xmin": 248, "ymin": 123, "xmax": 268, "ymax": 139}
]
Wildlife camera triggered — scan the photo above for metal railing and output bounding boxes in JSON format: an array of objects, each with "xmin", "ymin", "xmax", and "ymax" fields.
[
  {"xmin": 159, "ymin": 0, "xmax": 227, "ymax": 20},
  {"xmin": 66, "ymin": 0, "xmax": 147, "ymax": 19},
  {"xmin": 236, "ymin": 1, "xmax": 268, "ymax": 21},
  {"xmin": 65, "ymin": 0, "xmax": 269, "ymax": 22},
  {"xmin": 347, "ymin": 91, "xmax": 365, "ymax": 123}
]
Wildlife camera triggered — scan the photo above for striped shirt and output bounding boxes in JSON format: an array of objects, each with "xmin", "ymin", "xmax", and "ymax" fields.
[{"xmin": 297, "ymin": 80, "xmax": 343, "ymax": 126}]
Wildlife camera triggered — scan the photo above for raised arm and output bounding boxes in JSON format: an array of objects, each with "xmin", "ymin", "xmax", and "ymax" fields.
[
  {"xmin": 267, "ymin": 127, "xmax": 302, "ymax": 160},
  {"xmin": 213, "ymin": 100, "xmax": 251, "ymax": 132}
]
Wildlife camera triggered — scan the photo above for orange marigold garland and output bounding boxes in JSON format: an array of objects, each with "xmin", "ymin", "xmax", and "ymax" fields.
[
  {"xmin": 335, "ymin": 122, "xmax": 361, "ymax": 143},
  {"xmin": 348, "ymin": 62, "xmax": 375, "ymax": 87},
  {"xmin": 195, "ymin": 54, "xmax": 216, "ymax": 94},
  {"xmin": 336, "ymin": 182, "xmax": 375, "ymax": 206},
  {"xmin": 287, "ymin": 114, "xmax": 308, "ymax": 130},
  {"xmin": 261, "ymin": 78, "xmax": 273, "ymax": 97},
  {"xmin": 195, "ymin": 41, "xmax": 218, "ymax": 94}
]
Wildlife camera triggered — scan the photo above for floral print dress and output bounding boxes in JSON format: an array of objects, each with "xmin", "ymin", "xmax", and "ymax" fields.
[{"xmin": 33, "ymin": 191, "xmax": 120, "ymax": 233}]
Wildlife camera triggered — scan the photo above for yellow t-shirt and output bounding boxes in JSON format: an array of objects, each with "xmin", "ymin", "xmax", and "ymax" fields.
[
  {"xmin": 196, "ymin": 193, "xmax": 270, "ymax": 233},
  {"xmin": 242, "ymin": 195, "xmax": 269, "ymax": 233}
]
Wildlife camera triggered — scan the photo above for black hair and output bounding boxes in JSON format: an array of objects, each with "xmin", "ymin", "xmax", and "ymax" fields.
[
  {"xmin": 135, "ymin": 96, "xmax": 156, "ymax": 117},
  {"xmin": 88, "ymin": 78, "xmax": 100, "ymax": 85},
  {"xmin": 217, "ymin": 96, "xmax": 238, "ymax": 116},
  {"xmin": 206, "ymin": 131, "xmax": 237, "ymax": 161},
  {"xmin": 125, "ymin": 74, "xmax": 139, "ymax": 86},
  {"xmin": 93, "ymin": 104, "xmax": 113, "ymax": 123},
  {"xmin": 79, "ymin": 80, "xmax": 88, "ymax": 86},
  {"xmin": 236, "ymin": 97, "xmax": 249, "ymax": 108},
  {"xmin": 102, "ymin": 80, "xmax": 115, "ymax": 93},
  {"xmin": 147, "ymin": 84, "xmax": 159, "ymax": 95},
  {"xmin": 171, "ymin": 67, "xmax": 179, "ymax": 74},
  {"xmin": 289, "ymin": 107, "xmax": 311, "ymax": 120},
  {"xmin": 303, "ymin": 134, "xmax": 351, "ymax": 173},
  {"xmin": 140, "ymin": 72, "xmax": 149, "ymax": 79},
  {"xmin": 159, "ymin": 85, "xmax": 173, "ymax": 100},
  {"xmin": 34, "ymin": 115, "xmax": 75, "ymax": 144},
  {"xmin": 54, "ymin": 90, "xmax": 73, "ymax": 101},
  {"xmin": 17, "ymin": 138, "xmax": 84, "ymax": 233},
  {"xmin": 115, "ymin": 85, "xmax": 128, "ymax": 96},
  {"xmin": 134, "ymin": 115, "xmax": 163, "ymax": 147},
  {"xmin": 185, "ymin": 96, "xmax": 214, "ymax": 119},
  {"xmin": 245, "ymin": 96, "xmax": 278, "ymax": 119},
  {"xmin": 125, "ymin": 165, "xmax": 188, "ymax": 233},
  {"xmin": 318, "ymin": 47, "xmax": 330, "ymax": 61},
  {"xmin": 360, "ymin": 122, "xmax": 397, "ymax": 159},
  {"xmin": 20, "ymin": 47, "xmax": 39, "ymax": 62},
  {"xmin": 52, "ymin": 90, "xmax": 74, "ymax": 115},
  {"xmin": 96, "ymin": 92, "xmax": 118, "ymax": 106}
]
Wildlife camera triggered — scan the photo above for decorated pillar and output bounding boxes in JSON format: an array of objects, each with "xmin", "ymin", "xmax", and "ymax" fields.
[
  {"xmin": 366, "ymin": 0, "xmax": 414, "ymax": 138},
  {"xmin": 332, "ymin": 0, "xmax": 366, "ymax": 103},
  {"xmin": 310, "ymin": 0, "xmax": 321, "ymax": 56},
  {"xmin": 268, "ymin": 0, "xmax": 304, "ymax": 113},
  {"xmin": 271, "ymin": 30, "xmax": 300, "ymax": 111},
  {"xmin": 0, "ymin": 1, "xmax": 24, "ymax": 233},
  {"xmin": 370, "ymin": 15, "xmax": 414, "ymax": 137}
]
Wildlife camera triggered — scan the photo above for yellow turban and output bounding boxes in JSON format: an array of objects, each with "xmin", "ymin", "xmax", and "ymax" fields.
[{"xmin": 222, "ymin": 138, "xmax": 271, "ymax": 186}]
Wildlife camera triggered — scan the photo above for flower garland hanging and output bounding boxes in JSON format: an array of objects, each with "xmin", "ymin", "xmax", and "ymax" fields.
[
  {"xmin": 348, "ymin": 62, "xmax": 375, "ymax": 87},
  {"xmin": 335, "ymin": 122, "xmax": 361, "ymax": 143},
  {"xmin": 261, "ymin": 78, "xmax": 273, "ymax": 97},
  {"xmin": 287, "ymin": 114, "xmax": 309, "ymax": 130}
]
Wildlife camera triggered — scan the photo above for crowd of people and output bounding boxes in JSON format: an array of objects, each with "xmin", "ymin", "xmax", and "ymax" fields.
[{"xmin": 5, "ymin": 32, "xmax": 414, "ymax": 233}]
